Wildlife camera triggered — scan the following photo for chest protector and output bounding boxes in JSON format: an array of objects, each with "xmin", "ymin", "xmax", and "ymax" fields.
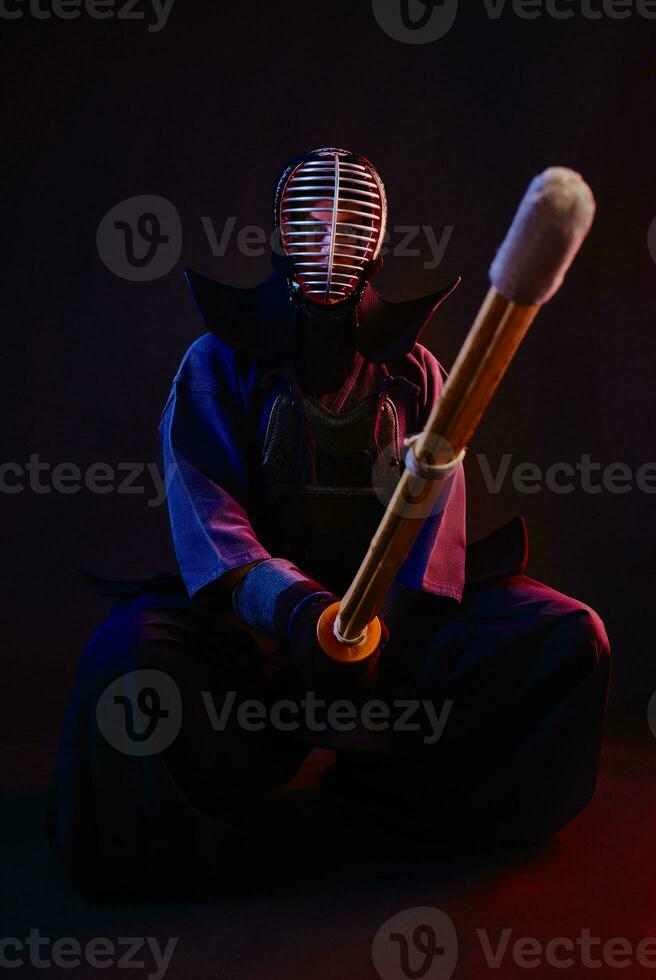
[{"xmin": 254, "ymin": 381, "xmax": 406, "ymax": 596}]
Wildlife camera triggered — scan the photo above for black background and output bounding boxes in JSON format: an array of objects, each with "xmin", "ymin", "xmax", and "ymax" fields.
[{"xmin": 3, "ymin": 0, "xmax": 655, "ymax": 742}]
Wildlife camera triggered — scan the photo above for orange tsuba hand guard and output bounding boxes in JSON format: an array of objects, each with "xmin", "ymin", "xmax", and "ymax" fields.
[{"xmin": 316, "ymin": 601, "xmax": 383, "ymax": 664}]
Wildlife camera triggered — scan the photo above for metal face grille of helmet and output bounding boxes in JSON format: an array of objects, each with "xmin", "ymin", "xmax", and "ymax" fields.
[{"xmin": 277, "ymin": 148, "xmax": 388, "ymax": 307}]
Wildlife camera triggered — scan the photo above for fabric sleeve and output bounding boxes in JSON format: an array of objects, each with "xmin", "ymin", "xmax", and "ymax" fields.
[{"xmin": 159, "ymin": 337, "xmax": 271, "ymax": 597}]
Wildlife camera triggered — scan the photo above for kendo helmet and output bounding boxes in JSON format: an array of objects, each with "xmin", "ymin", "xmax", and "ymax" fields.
[{"xmin": 274, "ymin": 147, "xmax": 388, "ymax": 307}]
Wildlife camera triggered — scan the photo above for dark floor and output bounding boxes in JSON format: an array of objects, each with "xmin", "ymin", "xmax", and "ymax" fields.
[{"xmin": 2, "ymin": 717, "xmax": 655, "ymax": 980}]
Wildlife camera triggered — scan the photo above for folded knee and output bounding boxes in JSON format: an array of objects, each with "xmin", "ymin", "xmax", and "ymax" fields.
[
  {"xmin": 551, "ymin": 601, "xmax": 610, "ymax": 675},
  {"xmin": 80, "ymin": 599, "xmax": 177, "ymax": 677}
]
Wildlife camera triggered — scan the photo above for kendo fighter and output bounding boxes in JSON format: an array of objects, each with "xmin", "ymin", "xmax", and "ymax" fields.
[{"xmin": 48, "ymin": 148, "xmax": 610, "ymax": 896}]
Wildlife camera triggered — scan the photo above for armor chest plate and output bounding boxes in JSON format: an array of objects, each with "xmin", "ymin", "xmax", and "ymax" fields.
[{"xmin": 253, "ymin": 386, "xmax": 406, "ymax": 595}]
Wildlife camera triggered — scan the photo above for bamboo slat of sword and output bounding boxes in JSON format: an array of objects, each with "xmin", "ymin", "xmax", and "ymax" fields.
[{"xmin": 336, "ymin": 289, "xmax": 540, "ymax": 643}]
